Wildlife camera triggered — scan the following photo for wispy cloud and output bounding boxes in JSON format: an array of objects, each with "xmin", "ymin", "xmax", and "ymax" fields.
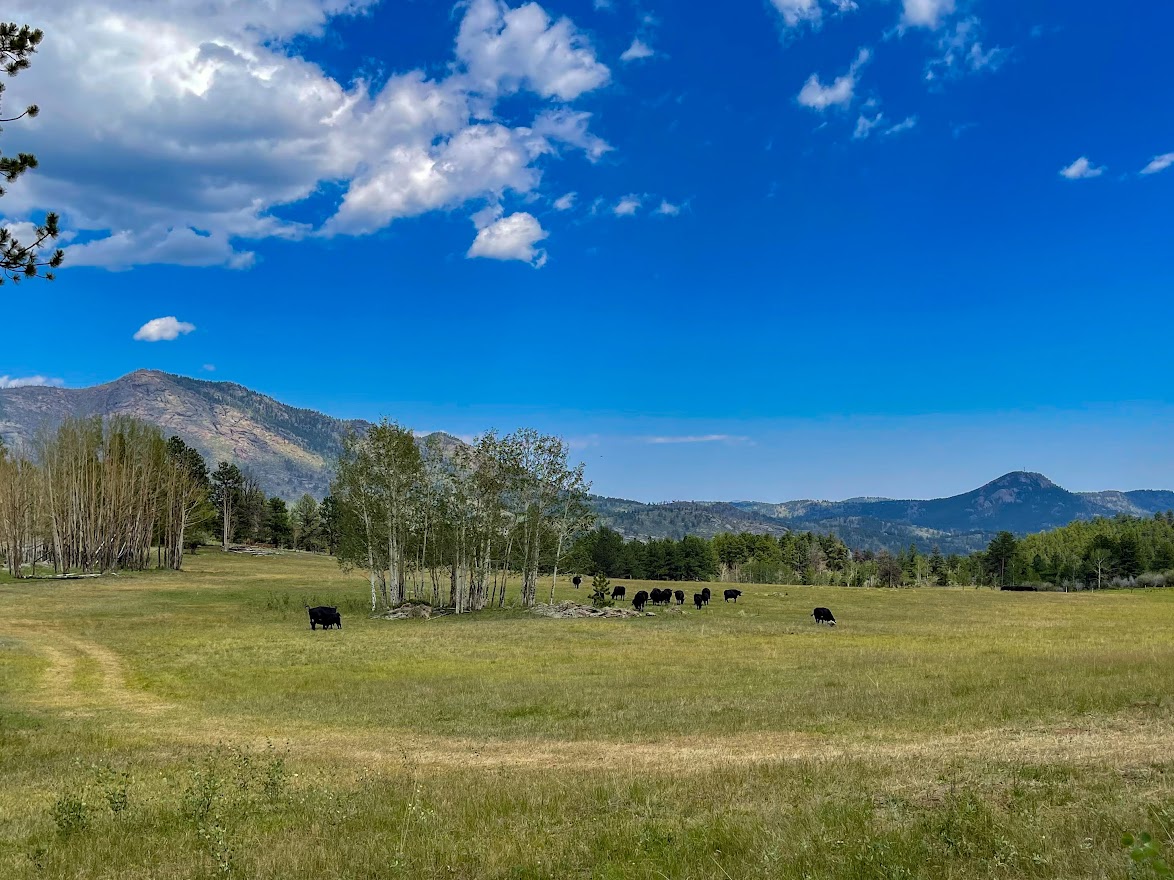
[
  {"xmin": 645, "ymin": 434, "xmax": 751, "ymax": 445},
  {"xmin": 0, "ymin": 375, "xmax": 65, "ymax": 389},
  {"xmin": 1141, "ymin": 153, "xmax": 1174, "ymax": 176},
  {"xmin": 620, "ymin": 38, "xmax": 654, "ymax": 63},
  {"xmin": 798, "ymin": 48, "xmax": 870, "ymax": 112}
]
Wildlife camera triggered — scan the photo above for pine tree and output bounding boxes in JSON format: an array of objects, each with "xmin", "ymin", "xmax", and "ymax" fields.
[{"xmin": 1, "ymin": 23, "xmax": 63, "ymax": 284}]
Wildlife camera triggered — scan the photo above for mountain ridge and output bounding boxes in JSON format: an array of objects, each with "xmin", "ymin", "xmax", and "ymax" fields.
[{"xmin": 2, "ymin": 371, "xmax": 1171, "ymax": 551}]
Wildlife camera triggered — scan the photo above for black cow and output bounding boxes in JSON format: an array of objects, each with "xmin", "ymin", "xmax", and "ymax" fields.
[
  {"xmin": 572, "ymin": 575, "xmax": 582, "ymax": 589},
  {"xmin": 651, "ymin": 588, "xmax": 668, "ymax": 606},
  {"xmin": 701, "ymin": 588, "xmax": 711, "ymax": 606},
  {"xmin": 611, "ymin": 585, "xmax": 626, "ymax": 601},
  {"xmin": 632, "ymin": 590, "xmax": 649, "ymax": 612},
  {"xmin": 812, "ymin": 607, "xmax": 836, "ymax": 626},
  {"xmin": 674, "ymin": 589, "xmax": 685, "ymax": 605},
  {"xmin": 693, "ymin": 593, "xmax": 704, "ymax": 610},
  {"xmin": 307, "ymin": 605, "xmax": 341, "ymax": 631},
  {"xmin": 724, "ymin": 589, "xmax": 742, "ymax": 603}
]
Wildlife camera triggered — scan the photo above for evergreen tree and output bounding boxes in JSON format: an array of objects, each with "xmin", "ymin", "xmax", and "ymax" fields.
[
  {"xmin": 985, "ymin": 532, "xmax": 1018, "ymax": 587},
  {"xmin": 1, "ymin": 23, "xmax": 63, "ymax": 284}
]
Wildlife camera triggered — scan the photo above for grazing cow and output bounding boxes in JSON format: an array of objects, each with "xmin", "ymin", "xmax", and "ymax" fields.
[
  {"xmin": 724, "ymin": 589, "xmax": 742, "ymax": 603},
  {"xmin": 307, "ymin": 605, "xmax": 341, "ymax": 631},
  {"xmin": 674, "ymin": 590, "xmax": 685, "ymax": 605},
  {"xmin": 652, "ymin": 588, "xmax": 669, "ymax": 606},
  {"xmin": 693, "ymin": 593, "xmax": 704, "ymax": 610},
  {"xmin": 701, "ymin": 588, "xmax": 711, "ymax": 606},
  {"xmin": 573, "ymin": 575, "xmax": 582, "ymax": 589},
  {"xmin": 632, "ymin": 590, "xmax": 649, "ymax": 612},
  {"xmin": 611, "ymin": 585, "xmax": 627, "ymax": 601},
  {"xmin": 812, "ymin": 607, "xmax": 836, "ymax": 626}
]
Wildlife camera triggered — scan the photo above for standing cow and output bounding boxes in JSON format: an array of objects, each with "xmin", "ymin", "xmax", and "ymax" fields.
[
  {"xmin": 307, "ymin": 605, "xmax": 341, "ymax": 630},
  {"xmin": 724, "ymin": 589, "xmax": 742, "ymax": 603},
  {"xmin": 674, "ymin": 590, "xmax": 685, "ymax": 605},
  {"xmin": 693, "ymin": 593, "xmax": 704, "ymax": 610},
  {"xmin": 632, "ymin": 590, "xmax": 650, "ymax": 612},
  {"xmin": 572, "ymin": 575, "xmax": 582, "ymax": 589},
  {"xmin": 701, "ymin": 588, "xmax": 711, "ymax": 606},
  {"xmin": 611, "ymin": 585, "xmax": 626, "ymax": 601},
  {"xmin": 812, "ymin": 607, "xmax": 836, "ymax": 626}
]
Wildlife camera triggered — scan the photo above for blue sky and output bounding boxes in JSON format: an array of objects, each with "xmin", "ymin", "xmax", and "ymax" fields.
[{"xmin": 2, "ymin": 0, "xmax": 1172, "ymax": 502}]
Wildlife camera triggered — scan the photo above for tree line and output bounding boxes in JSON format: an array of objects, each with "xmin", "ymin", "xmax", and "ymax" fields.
[
  {"xmin": 0, "ymin": 418, "xmax": 207, "ymax": 576},
  {"xmin": 0, "ymin": 417, "xmax": 337, "ymax": 578}
]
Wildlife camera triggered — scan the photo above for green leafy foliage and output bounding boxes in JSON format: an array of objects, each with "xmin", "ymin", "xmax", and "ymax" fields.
[{"xmin": 1123, "ymin": 832, "xmax": 1173, "ymax": 877}]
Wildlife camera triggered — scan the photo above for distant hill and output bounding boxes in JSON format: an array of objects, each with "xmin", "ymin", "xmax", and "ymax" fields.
[
  {"xmin": 3, "ymin": 372, "xmax": 1170, "ymax": 551},
  {"xmin": 594, "ymin": 472, "xmax": 1174, "ymax": 555},
  {"xmin": 0, "ymin": 370, "xmax": 449, "ymax": 501}
]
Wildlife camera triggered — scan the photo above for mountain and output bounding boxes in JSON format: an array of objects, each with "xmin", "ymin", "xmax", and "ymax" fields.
[
  {"xmin": 1, "ymin": 370, "xmax": 370, "ymax": 500},
  {"xmin": 3, "ymin": 371, "xmax": 1170, "ymax": 552},
  {"xmin": 595, "ymin": 472, "xmax": 1174, "ymax": 555}
]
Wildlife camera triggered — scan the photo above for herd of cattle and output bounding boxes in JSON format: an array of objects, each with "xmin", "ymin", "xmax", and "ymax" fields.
[{"xmin": 308, "ymin": 592, "xmax": 837, "ymax": 629}]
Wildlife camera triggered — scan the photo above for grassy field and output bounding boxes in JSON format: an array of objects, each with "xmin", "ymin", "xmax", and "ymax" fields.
[{"xmin": 1, "ymin": 551, "xmax": 1173, "ymax": 879}]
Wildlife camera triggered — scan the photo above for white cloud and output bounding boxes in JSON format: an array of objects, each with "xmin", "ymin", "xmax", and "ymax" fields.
[
  {"xmin": 202, "ymin": 364, "xmax": 216, "ymax": 372},
  {"xmin": 1060, "ymin": 157, "xmax": 1105, "ymax": 180},
  {"xmin": 654, "ymin": 200, "xmax": 681, "ymax": 216},
  {"xmin": 853, "ymin": 112, "xmax": 883, "ymax": 139},
  {"xmin": 1141, "ymin": 153, "xmax": 1174, "ymax": 176},
  {"xmin": 553, "ymin": 192, "xmax": 577, "ymax": 211},
  {"xmin": 770, "ymin": 0, "xmax": 856, "ymax": 28},
  {"xmin": 926, "ymin": 18, "xmax": 1008, "ymax": 81},
  {"xmin": 133, "ymin": 316, "xmax": 197, "ymax": 342},
  {"xmin": 902, "ymin": 0, "xmax": 955, "ymax": 29},
  {"xmin": 467, "ymin": 212, "xmax": 548, "ymax": 267},
  {"xmin": 645, "ymin": 435, "xmax": 750, "ymax": 445},
  {"xmin": 614, "ymin": 195, "xmax": 643, "ymax": 216},
  {"xmin": 798, "ymin": 48, "xmax": 870, "ymax": 111},
  {"xmin": 0, "ymin": 375, "xmax": 64, "ymax": 389},
  {"xmin": 620, "ymin": 38, "xmax": 655, "ymax": 62},
  {"xmin": 885, "ymin": 116, "xmax": 918, "ymax": 135},
  {"xmin": 456, "ymin": 0, "xmax": 610, "ymax": 101},
  {"xmin": 2, "ymin": 0, "xmax": 611, "ymax": 269},
  {"xmin": 68, "ymin": 227, "xmax": 255, "ymax": 270}
]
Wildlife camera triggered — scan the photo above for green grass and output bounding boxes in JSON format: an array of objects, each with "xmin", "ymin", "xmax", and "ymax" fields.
[{"xmin": 1, "ymin": 551, "xmax": 1172, "ymax": 879}]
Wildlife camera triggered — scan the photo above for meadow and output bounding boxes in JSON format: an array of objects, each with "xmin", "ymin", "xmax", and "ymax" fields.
[{"xmin": 1, "ymin": 551, "xmax": 1172, "ymax": 879}]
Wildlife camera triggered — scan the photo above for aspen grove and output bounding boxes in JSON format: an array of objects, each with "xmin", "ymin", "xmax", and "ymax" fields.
[
  {"xmin": 332, "ymin": 423, "xmax": 593, "ymax": 612},
  {"xmin": 0, "ymin": 417, "xmax": 208, "ymax": 577}
]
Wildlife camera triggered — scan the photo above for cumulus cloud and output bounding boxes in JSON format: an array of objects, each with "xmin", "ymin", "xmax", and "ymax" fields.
[
  {"xmin": 2, "ymin": 0, "xmax": 611, "ymax": 269},
  {"xmin": 0, "ymin": 375, "xmax": 64, "ymax": 389},
  {"xmin": 456, "ymin": 0, "xmax": 610, "ymax": 100},
  {"xmin": 902, "ymin": 0, "xmax": 955, "ymax": 29},
  {"xmin": 1141, "ymin": 153, "xmax": 1174, "ymax": 176},
  {"xmin": 1060, "ymin": 157, "xmax": 1105, "ymax": 180},
  {"xmin": 620, "ymin": 38, "xmax": 655, "ymax": 62},
  {"xmin": 467, "ymin": 212, "xmax": 548, "ymax": 267},
  {"xmin": 133, "ymin": 316, "xmax": 197, "ymax": 342},
  {"xmin": 614, "ymin": 195, "xmax": 643, "ymax": 216},
  {"xmin": 798, "ymin": 48, "xmax": 870, "ymax": 111}
]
